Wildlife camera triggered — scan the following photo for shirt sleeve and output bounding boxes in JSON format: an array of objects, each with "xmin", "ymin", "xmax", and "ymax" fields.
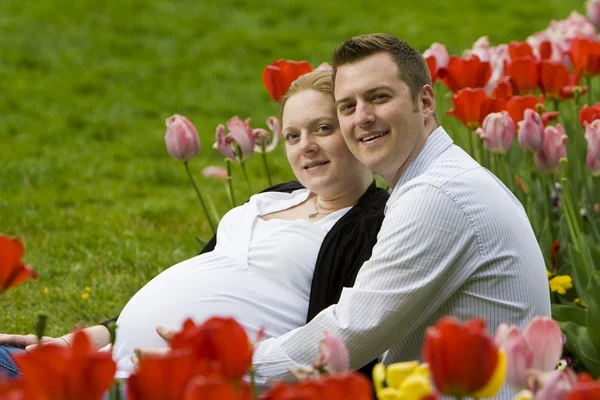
[{"xmin": 252, "ymin": 183, "xmax": 480, "ymax": 386}]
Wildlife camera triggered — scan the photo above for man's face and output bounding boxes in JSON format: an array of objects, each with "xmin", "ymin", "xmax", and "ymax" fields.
[{"xmin": 334, "ymin": 52, "xmax": 433, "ymax": 186}]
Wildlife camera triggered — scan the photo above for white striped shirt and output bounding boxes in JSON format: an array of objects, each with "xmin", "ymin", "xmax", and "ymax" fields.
[{"xmin": 253, "ymin": 127, "xmax": 551, "ymax": 398}]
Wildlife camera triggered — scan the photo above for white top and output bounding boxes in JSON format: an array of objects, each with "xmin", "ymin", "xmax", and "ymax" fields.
[
  {"xmin": 109, "ymin": 188, "xmax": 350, "ymax": 377},
  {"xmin": 252, "ymin": 127, "xmax": 551, "ymax": 400}
]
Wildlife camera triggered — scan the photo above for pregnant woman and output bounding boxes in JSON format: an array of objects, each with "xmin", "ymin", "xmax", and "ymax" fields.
[{"xmin": 0, "ymin": 70, "xmax": 388, "ymax": 380}]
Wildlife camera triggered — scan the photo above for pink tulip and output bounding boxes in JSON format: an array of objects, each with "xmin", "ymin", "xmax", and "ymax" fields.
[
  {"xmin": 164, "ymin": 114, "xmax": 200, "ymax": 162},
  {"xmin": 315, "ymin": 62, "xmax": 333, "ymax": 71},
  {"xmin": 423, "ymin": 42, "xmax": 449, "ymax": 70},
  {"xmin": 535, "ymin": 124, "xmax": 568, "ymax": 173},
  {"xmin": 213, "ymin": 117, "xmax": 256, "ymax": 162},
  {"xmin": 313, "ymin": 331, "xmax": 350, "ymax": 374},
  {"xmin": 587, "ymin": 0, "xmax": 600, "ymax": 28},
  {"xmin": 253, "ymin": 117, "xmax": 281, "ymax": 153},
  {"xmin": 476, "ymin": 111, "xmax": 516, "ymax": 153},
  {"xmin": 202, "ymin": 166, "xmax": 228, "ymax": 180},
  {"xmin": 585, "ymin": 120, "xmax": 600, "ymax": 175},
  {"xmin": 518, "ymin": 109, "xmax": 545, "ymax": 153},
  {"xmin": 530, "ymin": 370, "xmax": 576, "ymax": 400},
  {"xmin": 496, "ymin": 317, "xmax": 564, "ymax": 391}
]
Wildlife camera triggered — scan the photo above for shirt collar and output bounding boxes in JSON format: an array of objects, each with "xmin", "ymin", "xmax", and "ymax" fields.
[{"xmin": 394, "ymin": 126, "xmax": 453, "ymax": 189}]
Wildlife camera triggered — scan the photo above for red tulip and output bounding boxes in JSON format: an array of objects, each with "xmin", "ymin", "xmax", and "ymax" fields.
[
  {"xmin": 0, "ymin": 380, "xmax": 34, "ymax": 400},
  {"xmin": 170, "ymin": 317, "xmax": 253, "ymax": 380},
  {"xmin": 504, "ymin": 56, "xmax": 539, "ymax": 95},
  {"xmin": 426, "ymin": 56, "xmax": 437, "ymax": 83},
  {"xmin": 508, "ymin": 41, "xmax": 535, "ymax": 60},
  {"xmin": 13, "ymin": 331, "xmax": 116, "ymax": 400},
  {"xmin": 439, "ymin": 55, "xmax": 492, "ymax": 92},
  {"xmin": 447, "ymin": 88, "xmax": 489, "ymax": 129},
  {"xmin": 569, "ymin": 37, "xmax": 600, "ymax": 76},
  {"xmin": 506, "ymin": 95, "xmax": 545, "ymax": 124},
  {"xmin": 262, "ymin": 59, "xmax": 313, "ymax": 102},
  {"xmin": 539, "ymin": 60, "xmax": 579, "ymax": 100},
  {"xmin": 539, "ymin": 40, "xmax": 553, "ymax": 60},
  {"xmin": 579, "ymin": 103, "xmax": 600, "ymax": 126},
  {"xmin": 0, "ymin": 235, "xmax": 37, "ymax": 293},
  {"xmin": 423, "ymin": 317, "xmax": 503, "ymax": 398},
  {"xmin": 165, "ymin": 114, "xmax": 200, "ymax": 162},
  {"xmin": 263, "ymin": 372, "xmax": 372, "ymax": 400},
  {"xmin": 566, "ymin": 377, "xmax": 600, "ymax": 400},
  {"xmin": 184, "ymin": 376, "xmax": 250, "ymax": 400},
  {"xmin": 491, "ymin": 76, "xmax": 513, "ymax": 99},
  {"xmin": 127, "ymin": 351, "xmax": 217, "ymax": 400}
]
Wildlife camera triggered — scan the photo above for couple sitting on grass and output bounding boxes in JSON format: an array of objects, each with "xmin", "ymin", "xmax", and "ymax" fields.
[{"xmin": 0, "ymin": 33, "xmax": 551, "ymax": 399}]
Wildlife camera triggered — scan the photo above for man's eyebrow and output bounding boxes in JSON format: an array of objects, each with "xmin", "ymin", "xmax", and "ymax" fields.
[{"xmin": 334, "ymin": 86, "xmax": 393, "ymax": 107}]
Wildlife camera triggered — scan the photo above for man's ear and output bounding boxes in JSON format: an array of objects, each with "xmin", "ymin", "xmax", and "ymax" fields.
[{"xmin": 420, "ymin": 84, "xmax": 436, "ymax": 119}]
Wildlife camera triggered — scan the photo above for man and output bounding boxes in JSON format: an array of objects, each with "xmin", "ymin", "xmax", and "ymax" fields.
[{"xmin": 251, "ymin": 33, "xmax": 551, "ymax": 398}]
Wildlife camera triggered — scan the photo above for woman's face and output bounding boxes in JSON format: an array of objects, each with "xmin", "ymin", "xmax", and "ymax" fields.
[{"xmin": 282, "ymin": 89, "xmax": 372, "ymax": 197}]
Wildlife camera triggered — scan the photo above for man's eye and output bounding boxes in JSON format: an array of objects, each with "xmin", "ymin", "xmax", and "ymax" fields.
[
  {"xmin": 373, "ymin": 94, "xmax": 388, "ymax": 101},
  {"xmin": 285, "ymin": 133, "xmax": 299, "ymax": 141},
  {"xmin": 340, "ymin": 104, "xmax": 355, "ymax": 113}
]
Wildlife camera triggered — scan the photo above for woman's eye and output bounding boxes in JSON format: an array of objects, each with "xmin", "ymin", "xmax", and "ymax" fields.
[{"xmin": 316, "ymin": 125, "xmax": 331, "ymax": 133}]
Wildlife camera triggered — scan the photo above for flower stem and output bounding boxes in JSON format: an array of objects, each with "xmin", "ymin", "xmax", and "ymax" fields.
[
  {"xmin": 260, "ymin": 136, "xmax": 273, "ymax": 187},
  {"xmin": 225, "ymin": 159, "xmax": 236, "ymax": 208},
  {"xmin": 240, "ymin": 162, "xmax": 255, "ymax": 193},
  {"xmin": 249, "ymin": 366, "xmax": 258, "ymax": 400},
  {"xmin": 184, "ymin": 161, "xmax": 216, "ymax": 235},
  {"xmin": 586, "ymin": 75, "xmax": 593, "ymax": 106}
]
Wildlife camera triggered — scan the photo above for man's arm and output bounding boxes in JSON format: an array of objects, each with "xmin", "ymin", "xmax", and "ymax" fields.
[{"xmin": 252, "ymin": 184, "xmax": 479, "ymax": 384}]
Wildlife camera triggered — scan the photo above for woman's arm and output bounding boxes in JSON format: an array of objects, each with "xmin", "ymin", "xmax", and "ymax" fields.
[{"xmin": 0, "ymin": 324, "xmax": 111, "ymax": 351}]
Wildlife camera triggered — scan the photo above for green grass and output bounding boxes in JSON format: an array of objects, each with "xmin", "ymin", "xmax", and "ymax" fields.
[{"xmin": 0, "ymin": 0, "xmax": 585, "ymax": 336}]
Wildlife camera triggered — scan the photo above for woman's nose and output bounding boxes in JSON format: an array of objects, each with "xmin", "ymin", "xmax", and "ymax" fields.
[{"xmin": 298, "ymin": 134, "xmax": 318, "ymax": 153}]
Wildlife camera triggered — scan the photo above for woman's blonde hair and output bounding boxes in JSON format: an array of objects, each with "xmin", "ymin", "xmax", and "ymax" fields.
[{"xmin": 279, "ymin": 70, "xmax": 334, "ymax": 120}]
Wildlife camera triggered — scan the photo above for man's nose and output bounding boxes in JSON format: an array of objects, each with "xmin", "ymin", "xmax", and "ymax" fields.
[{"xmin": 354, "ymin": 102, "xmax": 375, "ymax": 128}]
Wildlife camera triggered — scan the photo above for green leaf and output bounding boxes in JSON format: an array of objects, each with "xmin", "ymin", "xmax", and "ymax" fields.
[
  {"xmin": 559, "ymin": 321, "xmax": 600, "ymax": 377},
  {"xmin": 585, "ymin": 273, "xmax": 600, "ymax": 351},
  {"xmin": 551, "ymin": 303, "xmax": 587, "ymax": 326},
  {"xmin": 566, "ymin": 245, "xmax": 592, "ymax": 306}
]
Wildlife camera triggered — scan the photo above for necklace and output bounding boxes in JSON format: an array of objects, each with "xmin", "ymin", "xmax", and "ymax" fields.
[{"xmin": 309, "ymin": 198, "xmax": 332, "ymax": 219}]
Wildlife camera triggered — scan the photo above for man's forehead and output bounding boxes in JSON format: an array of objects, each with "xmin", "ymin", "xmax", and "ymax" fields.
[{"xmin": 334, "ymin": 54, "xmax": 400, "ymax": 98}]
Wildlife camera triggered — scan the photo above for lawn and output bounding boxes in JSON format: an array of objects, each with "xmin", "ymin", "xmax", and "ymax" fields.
[{"xmin": 0, "ymin": 0, "xmax": 585, "ymax": 336}]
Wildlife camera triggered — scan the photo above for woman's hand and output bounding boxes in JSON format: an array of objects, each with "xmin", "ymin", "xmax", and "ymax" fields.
[
  {"xmin": 130, "ymin": 325, "xmax": 176, "ymax": 366},
  {"xmin": 0, "ymin": 333, "xmax": 70, "ymax": 351}
]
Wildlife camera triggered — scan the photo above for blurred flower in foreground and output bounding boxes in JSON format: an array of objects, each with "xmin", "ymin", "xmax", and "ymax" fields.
[
  {"xmin": 313, "ymin": 331, "xmax": 350, "ymax": 374},
  {"xmin": 423, "ymin": 317, "xmax": 506, "ymax": 398},
  {"xmin": 0, "ymin": 234, "xmax": 37, "ymax": 293},
  {"xmin": 165, "ymin": 114, "xmax": 200, "ymax": 162},
  {"xmin": 495, "ymin": 316, "xmax": 563, "ymax": 391},
  {"xmin": 373, "ymin": 361, "xmax": 439, "ymax": 400},
  {"xmin": 202, "ymin": 166, "xmax": 228, "ymax": 180},
  {"xmin": 14, "ymin": 330, "xmax": 116, "ymax": 400}
]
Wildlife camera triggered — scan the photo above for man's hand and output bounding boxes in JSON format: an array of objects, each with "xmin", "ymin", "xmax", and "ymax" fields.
[
  {"xmin": 130, "ymin": 325, "xmax": 176, "ymax": 366},
  {"xmin": 0, "ymin": 334, "xmax": 69, "ymax": 351}
]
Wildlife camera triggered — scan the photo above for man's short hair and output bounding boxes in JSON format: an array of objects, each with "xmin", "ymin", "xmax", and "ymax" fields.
[{"xmin": 331, "ymin": 33, "xmax": 432, "ymax": 107}]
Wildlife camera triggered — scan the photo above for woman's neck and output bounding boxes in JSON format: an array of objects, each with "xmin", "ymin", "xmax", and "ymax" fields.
[{"xmin": 313, "ymin": 181, "xmax": 372, "ymax": 214}]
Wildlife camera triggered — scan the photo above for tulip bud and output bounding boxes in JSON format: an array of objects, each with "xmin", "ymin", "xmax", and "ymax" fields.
[
  {"xmin": 313, "ymin": 331, "xmax": 350, "ymax": 374},
  {"xmin": 202, "ymin": 166, "xmax": 228, "ymax": 180},
  {"xmin": 587, "ymin": 0, "xmax": 600, "ymax": 28},
  {"xmin": 315, "ymin": 62, "xmax": 333, "ymax": 71},
  {"xmin": 584, "ymin": 120, "xmax": 600, "ymax": 176},
  {"xmin": 518, "ymin": 109, "xmax": 545, "ymax": 153},
  {"xmin": 535, "ymin": 124, "xmax": 568, "ymax": 174},
  {"xmin": 423, "ymin": 43, "xmax": 449, "ymax": 69},
  {"xmin": 476, "ymin": 111, "xmax": 516, "ymax": 153},
  {"xmin": 164, "ymin": 115, "xmax": 200, "ymax": 162}
]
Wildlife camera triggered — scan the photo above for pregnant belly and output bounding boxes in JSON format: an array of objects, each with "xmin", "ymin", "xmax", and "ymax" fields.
[{"xmin": 110, "ymin": 254, "xmax": 308, "ymax": 375}]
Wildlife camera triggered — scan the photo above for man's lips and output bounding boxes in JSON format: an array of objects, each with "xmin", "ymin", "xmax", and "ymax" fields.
[
  {"xmin": 303, "ymin": 160, "xmax": 330, "ymax": 170},
  {"xmin": 358, "ymin": 131, "xmax": 389, "ymax": 142}
]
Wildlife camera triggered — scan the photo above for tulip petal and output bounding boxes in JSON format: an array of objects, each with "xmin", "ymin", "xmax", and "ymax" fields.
[{"xmin": 523, "ymin": 317, "xmax": 564, "ymax": 372}]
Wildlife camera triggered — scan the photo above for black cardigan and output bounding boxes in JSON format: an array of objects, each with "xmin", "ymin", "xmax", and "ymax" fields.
[{"xmin": 102, "ymin": 181, "xmax": 389, "ymax": 378}]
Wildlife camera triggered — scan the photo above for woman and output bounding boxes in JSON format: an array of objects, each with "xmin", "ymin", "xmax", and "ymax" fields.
[{"xmin": 0, "ymin": 70, "xmax": 388, "ymax": 379}]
